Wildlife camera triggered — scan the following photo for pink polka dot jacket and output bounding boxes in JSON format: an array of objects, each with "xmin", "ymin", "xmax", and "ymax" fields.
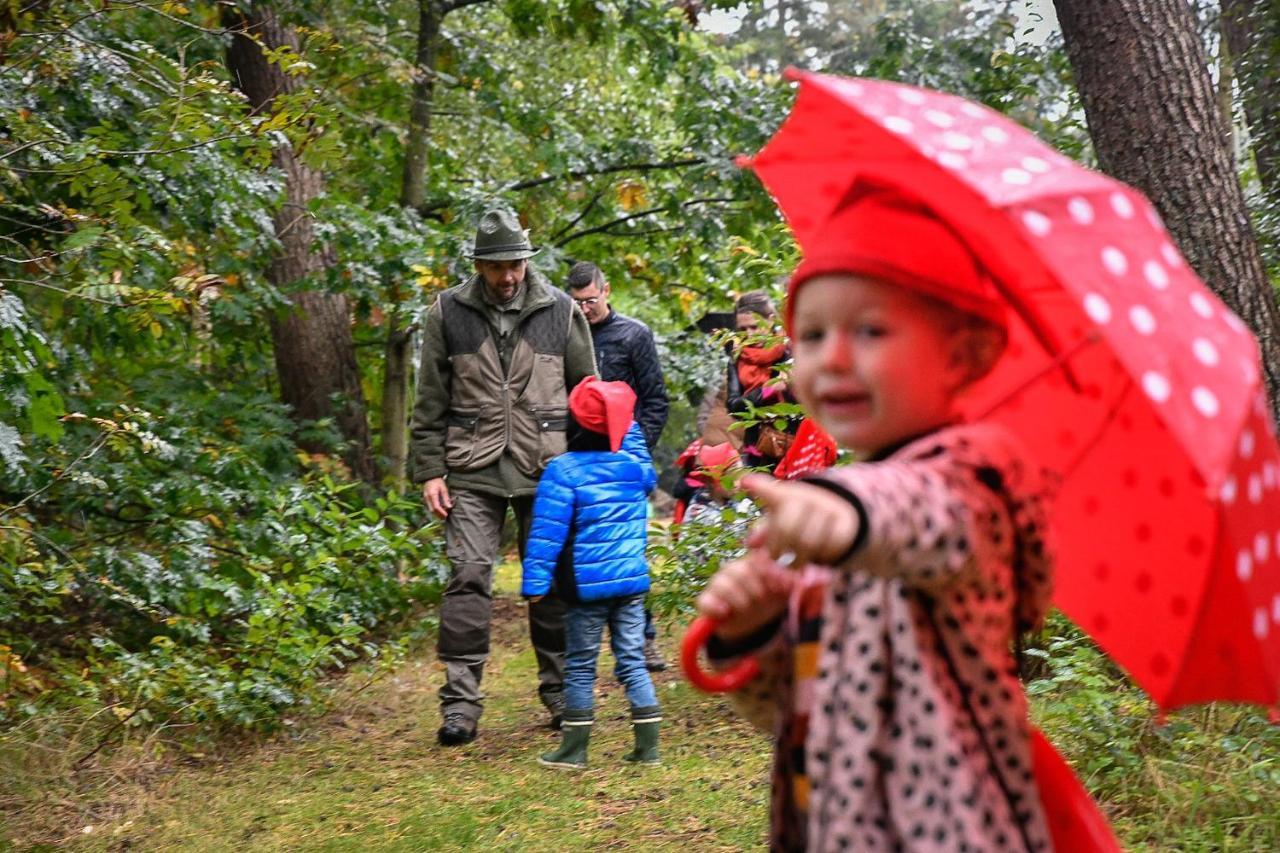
[{"xmin": 721, "ymin": 423, "xmax": 1057, "ymax": 852}]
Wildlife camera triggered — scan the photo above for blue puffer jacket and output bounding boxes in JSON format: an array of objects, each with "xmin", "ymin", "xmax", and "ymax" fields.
[{"xmin": 521, "ymin": 424, "xmax": 657, "ymax": 603}]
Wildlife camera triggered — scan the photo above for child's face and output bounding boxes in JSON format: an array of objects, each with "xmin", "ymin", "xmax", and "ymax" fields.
[{"xmin": 790, "ymin": 275, "xmax": 971, "ymax": 456}]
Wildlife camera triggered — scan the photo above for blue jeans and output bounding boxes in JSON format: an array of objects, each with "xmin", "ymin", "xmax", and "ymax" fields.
[{"xmin": 563, "ymin": 594, "xmax": 658, "ymax": 712}]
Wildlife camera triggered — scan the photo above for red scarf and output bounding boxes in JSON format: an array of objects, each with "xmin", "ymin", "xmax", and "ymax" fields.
[{"xmin": 735, "ymin": 343, "xmax": 786, "ymax": 391}]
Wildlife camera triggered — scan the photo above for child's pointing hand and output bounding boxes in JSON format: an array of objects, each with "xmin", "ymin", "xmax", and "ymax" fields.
[{"xmin": 743, "ymin": 474, "xmax": 861, "ymax": 567}]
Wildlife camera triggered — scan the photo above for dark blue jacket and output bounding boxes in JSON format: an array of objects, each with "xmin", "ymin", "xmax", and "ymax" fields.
[
  {"xmin": 591, "ymin": 310, "xmax": 669, "ymax": 450},
  {"xmin": 521, "ymin": 424, "xmax": 657, "ymax": 603}
]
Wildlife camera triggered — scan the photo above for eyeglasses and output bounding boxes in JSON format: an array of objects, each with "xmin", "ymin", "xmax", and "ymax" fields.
[{"xmin": 573, "ymin": 297, "xmax": 601, "ymax": 308}]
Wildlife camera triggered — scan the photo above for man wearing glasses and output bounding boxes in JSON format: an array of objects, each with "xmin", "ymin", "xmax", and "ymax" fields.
[
  {"xmin": 565, "ymin": 261, "xmax": 670, "ymax": 670},
  {"xmin": 411, "ymin": 210, "xmax": 597, "ymax": 746}
]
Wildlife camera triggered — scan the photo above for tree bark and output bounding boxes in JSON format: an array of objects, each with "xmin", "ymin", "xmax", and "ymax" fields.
[
  {"xmin": 400, "ymin": 2, "xmax": 443, "ymax": 214},
  {"xmin": 380, "ymin": 310, "xmax": 414, "ymax": 484},
  {"xmin": 1056, "ymin": 0, "xmax": 1280, "ymax": 420},
  {"xmin": 225, "ymin": 4, "xmax": 378, "ymax": 482},
  {"xmin": 1222, "ymin": 0, "xmax": 1280, "ymax": 194},
  {"xmin": 378, "ymin": 0, "xmax": 445, "ymax": 486}
]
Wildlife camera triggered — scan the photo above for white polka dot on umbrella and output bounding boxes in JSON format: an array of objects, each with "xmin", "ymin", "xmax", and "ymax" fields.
[
  {"xmin": 1142, "ymin": 371, "xmax": 1171, "ymax": 403},
  {"xmin": 1192, "ymin": 338, "xmax": 1218, "ymax": 366},
  {"xmin": 1238, "ymin": 550, "xmax": 1254, "ymax": 581},
  {"xmin": 1084, "ymin": 293, "xmax": 1112, "ymax": 324},
  {"xmin": 1221, "ymin": 476, "xmax": 1237, "ymax": 504},
  {"xmin": 1192, "ymin": 387, "xmax": 1220, "ymax": 418},
  {"xmin": 1129, "ymin": 306, "xmax": 1157, "ymax": 335},
  {"xmin": 1022, "ymin": 156, "xmax": 1050, "ymax": 174},
  {"xmin": 883, "ymin": 116, "xmax": 913, "ymax": 134},
  {"xmin": 1190, "ymin": 293, "xmax": 1215, "ymax": 319},
  {"xmin": 924, "ymin": 109, "xmax": 954, "ymax": 128},
  {"xmin": 1143, "ymin": 260, "xmax": 1169, "ymax": 290},
  {"xmin": 1069, "ymin": 197, "xmax": 1095, "ymax": 224},
  {"xmin": 1111, "ymin": 193, "xmax": 1135, "ymax": 219},
  {"xmin": 982, "ymin": 125, "xmax": 1009, "ymax": 144},
  {"xmin": 1102, "ymin": 247, "xmax": 1128, "ymax": 275},
  {"xmin": 1022, "ymin": 210, "xmax": 1051, "ymax": 236}
]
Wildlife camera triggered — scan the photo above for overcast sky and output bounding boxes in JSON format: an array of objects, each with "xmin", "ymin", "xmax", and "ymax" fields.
[{"xmin": 701, "ymin": 1, "xmax": 1062, "ymax": 46}]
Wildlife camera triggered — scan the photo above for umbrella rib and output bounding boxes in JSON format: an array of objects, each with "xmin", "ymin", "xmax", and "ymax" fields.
[
  {"xmin": 973, "ymin": 332, "xmax": 1102, "ymax": 422},
  {"xmin": 986, "ymin": 275, "xmax": 1087, "ymax": 394},
  {"xmin": 1060, "ymin": 375, "xmax": 1133, "ymax": 481}
]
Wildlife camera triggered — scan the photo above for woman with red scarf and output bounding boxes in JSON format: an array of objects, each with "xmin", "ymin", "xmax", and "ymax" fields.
[{"xmin": 725, "ymin": 291, "xmax": 800, "ymax": 472}]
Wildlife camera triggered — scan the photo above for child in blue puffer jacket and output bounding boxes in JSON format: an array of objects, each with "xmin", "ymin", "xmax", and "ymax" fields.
[{"xmin": 523, "ymin": 376, "xmax": 659, "ymax": 770}]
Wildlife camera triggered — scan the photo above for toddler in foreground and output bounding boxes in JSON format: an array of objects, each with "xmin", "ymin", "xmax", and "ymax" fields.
[{"xmin": 697, "ymin": 187, "xmax": 1056, "ymax": 851}]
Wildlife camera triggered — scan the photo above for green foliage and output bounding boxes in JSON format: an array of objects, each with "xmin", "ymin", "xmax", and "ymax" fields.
[
  {"xmin": 647, "ymin": 501, "xmax": 753, "ymax": 620},
  {"xmin": 0, "ymin": 1, "xmax": 444, "ymax": 742},
  {"xmin": 1027, "ymin": 611, "xmax": 1280, "ymax": 849},
  {"xmin": 1, "ymin": 379, "xmax": 445, "ymax": 735},
  {"xmin": 1, "ymin": 0, "xmax": 1270, "ymax": 786}
]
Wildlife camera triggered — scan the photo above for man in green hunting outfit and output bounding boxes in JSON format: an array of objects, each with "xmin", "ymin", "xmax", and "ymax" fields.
[{"xmin": 411, "ymin": 209, "xmax": 597, "ymax": 746}]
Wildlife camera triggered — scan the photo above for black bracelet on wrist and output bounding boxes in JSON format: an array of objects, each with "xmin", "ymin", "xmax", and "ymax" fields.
[{"xmin": 799, "ymin": 475, "xmax": 870, "ymax": 564}]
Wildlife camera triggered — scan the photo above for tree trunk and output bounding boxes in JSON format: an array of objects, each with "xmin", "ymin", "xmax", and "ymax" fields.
[
  {"xmin": 225, "ymin": 4, "xmax": 378, "ymax": 483},
  {"xmin": 1222, "ymin": 0, "xmax": 1280, "ymax": 194},
  {"xmin": 400, "ymin": 1, "xmax": 443, "ymax": 215},
  {"xmin": 379, "ymin": 0, "xmax": 444, "ymax": 485},
  {"xmin": 1055, "ymin": 0, "xmax": 1280, "ymax": 421},
  {"xmin": 380, "ymin": 300, "xmax": 415, "ymax": 484}
]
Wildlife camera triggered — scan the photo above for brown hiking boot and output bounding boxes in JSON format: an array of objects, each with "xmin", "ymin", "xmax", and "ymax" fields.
[{"xmin": 643, "ymin": 637, "xmax": 667, "ymax": 672}]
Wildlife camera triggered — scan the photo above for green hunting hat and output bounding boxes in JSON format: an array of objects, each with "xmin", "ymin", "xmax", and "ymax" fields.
[{"xmin": 466, "ymin": 208, "xmax": 539, "ymax": 260}]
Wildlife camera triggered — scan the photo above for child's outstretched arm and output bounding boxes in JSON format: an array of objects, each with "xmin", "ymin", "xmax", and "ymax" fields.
[
  {"xmin": 742, "ymin": 430, "xmax": 1044, "ymax": 595},
  {"xmin": 521, "ymin": 460, "xmax": 576, "ymax": 600},
  {"xmin": 741, "ymin": 474, "xmax": 864, "ymax": 567}
]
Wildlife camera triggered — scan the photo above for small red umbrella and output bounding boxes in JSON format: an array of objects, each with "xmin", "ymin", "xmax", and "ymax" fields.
[
  {"xmin": 773, "ymin": 418, "xmax": 839, "ymax": 480},
  {"xmin": 740, "ymin": 69, "xmax": 1280, "ymax": 712}
]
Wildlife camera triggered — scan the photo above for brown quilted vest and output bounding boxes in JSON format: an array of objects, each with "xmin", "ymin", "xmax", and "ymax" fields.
[{"xmin": 439, "ymin": 287, "xmax": 572, "ymax": 477}]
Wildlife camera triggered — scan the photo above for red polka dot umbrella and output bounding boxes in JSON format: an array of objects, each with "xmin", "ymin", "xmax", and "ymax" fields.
[{"xmin": 743, "ymin": 69, "xmax": 1280, "ymax": 711}]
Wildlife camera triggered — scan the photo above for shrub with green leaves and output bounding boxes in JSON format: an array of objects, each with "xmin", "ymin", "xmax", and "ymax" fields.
[{"xmin": 1, "ymin": 384, "xmax": 444, "ymax": 737}]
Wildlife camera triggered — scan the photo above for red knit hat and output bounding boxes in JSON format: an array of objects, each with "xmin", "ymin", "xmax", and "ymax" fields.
[
  {"xmin": 786, "ymin": 187, "xmax": 1005, "ymax": 333},
  {"xmin": 567, "ymin": 377, "xmax": 636, "ymax": 452}
]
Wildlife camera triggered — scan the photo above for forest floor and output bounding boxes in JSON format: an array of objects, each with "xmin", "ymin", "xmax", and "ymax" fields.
[
  {"xmin": 3, "ymin": 563, "xmax": 771, "ymax": 852},
  {"xmin": 6, "ymin": 562, "xmax": 1280, "ymax": 851}
]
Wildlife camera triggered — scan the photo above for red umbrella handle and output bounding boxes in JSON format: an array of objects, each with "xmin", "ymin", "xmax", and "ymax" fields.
[{"xmin": 681, "ymin": 616, "xmax": 761, "ymax": 693}]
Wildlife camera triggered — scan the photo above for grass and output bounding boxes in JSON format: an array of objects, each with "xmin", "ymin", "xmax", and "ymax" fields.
[
  {"xmin": 4, "ymin": 564, "xmax": 1280, "ymax": 851},
  {"xmin": 2, "ymin": 563, "xmax": 770, "ymax": 851}
]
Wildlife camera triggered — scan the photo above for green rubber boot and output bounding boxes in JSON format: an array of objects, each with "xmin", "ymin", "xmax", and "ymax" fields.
[
  {"xmin": 538, "ymin": 708, "xmax": 592, "ymax": 770},
  {"xmin": 622, "ymin": 705, "xmax": 661, "ymax": 765}
]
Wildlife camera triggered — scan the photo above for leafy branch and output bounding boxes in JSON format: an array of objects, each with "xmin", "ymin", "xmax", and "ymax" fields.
[{"xmin": 555, "ymin": 196, "xmax": 741, "ymax": 246}]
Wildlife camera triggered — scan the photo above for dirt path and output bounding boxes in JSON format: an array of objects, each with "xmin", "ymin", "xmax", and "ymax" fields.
[{"xmin": 36, "ymin": 588, "xmax": 770, "ymax": 852}]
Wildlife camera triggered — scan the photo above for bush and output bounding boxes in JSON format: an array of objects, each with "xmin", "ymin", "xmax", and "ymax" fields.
[
  {"xmin": 647, "ymin": 499, "xmax": 755, "ymax": 620},
  {"xmin": 1, "ymin": 388, "xmax": 445, "ymax": 741}
]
